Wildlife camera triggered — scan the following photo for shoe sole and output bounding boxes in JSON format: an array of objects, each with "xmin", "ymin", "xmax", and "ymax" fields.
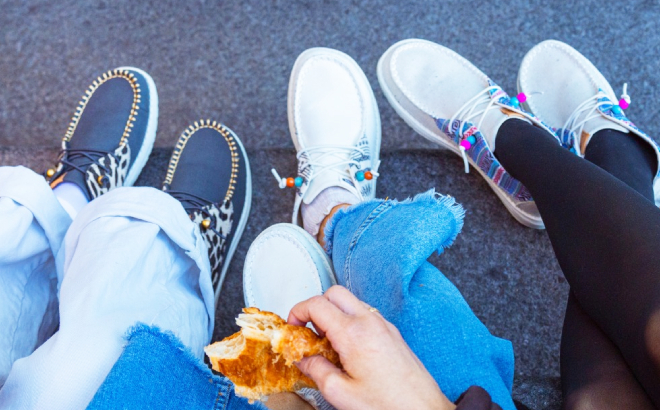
[
  {"xmin": 215, "ymin": 125, "xmax": 253, "ymax": 303},
  {"xmin": 377, "ymin": 40, "xmax": 544, "ymax": 229},
  {"xmin": 287, "ymin": 48, "xmax": 382, "ymax": 202},
  {"xmin": 117, "ymin": 66, "xmax": 159, "ymax": 187},
  {"xmin": 243, "ymin": 223, "xmax": 336, "ymax": 311}
]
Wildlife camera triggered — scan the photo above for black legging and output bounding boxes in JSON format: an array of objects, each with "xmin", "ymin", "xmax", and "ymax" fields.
[{"xmin": 495, "ymin": 119, "xmax": 660, "ymax": 409}]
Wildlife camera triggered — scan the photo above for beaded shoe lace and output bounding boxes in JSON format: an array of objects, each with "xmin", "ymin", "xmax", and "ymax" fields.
[
  {"xmin": 563, "ymin": 84, "xmax": 631, "ymax": 153},
  {"xmin": 449, "ymin": 85, "xmax": 504, "ymax": 173},
  {"xmin": 271, "ymin": 144, "xmax": 379, "ymax": 200},
  {"xmin": 46, "ymin": 148, "xmax": 112, "ymax": 187},
  {"xmin": 168, "ymin": 190, "xmax": 227, "ymax": 241}
]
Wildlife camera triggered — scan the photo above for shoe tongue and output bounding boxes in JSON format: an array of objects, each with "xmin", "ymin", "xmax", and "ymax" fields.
[
  {"xmin": 474, "ymin": 92, "xmax": 511, "ymax": 150},
  {"xmin": 302, "ymin": 170, "xmax": 361, "ymax": 205},
  {"xmin": 60, "ymin": 171, "xmax": 92, "ymax": 201},
  {"xmin": 166, "ymin": 191, "xmax": 214, "ymax": 215}
]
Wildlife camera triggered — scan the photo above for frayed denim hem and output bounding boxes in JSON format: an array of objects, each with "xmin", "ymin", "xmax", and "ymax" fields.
[
  {"xmin": 122, "ymin": 323, "xmax": 223, "ymax": 383},
  {"xmin": 322, "ymin": 189, "xmax": 465, "ymax": 258}
]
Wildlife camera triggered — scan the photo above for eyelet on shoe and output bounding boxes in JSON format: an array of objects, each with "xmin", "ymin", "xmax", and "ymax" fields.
[
  {"xmin": 46, "ymin": 168, "xmax": 55, "ymax": 178},
  {"xmin": 97, "ymin": 175, "xmax": 109, "ymax": 187},
  {"xmin": 201, "ymin": 219, "xmax": 211, "ymax": 230}
]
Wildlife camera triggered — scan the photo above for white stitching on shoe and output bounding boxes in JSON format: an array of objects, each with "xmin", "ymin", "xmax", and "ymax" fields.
[
  {"xmin": 294, "ymin": 55, "xmax": 366, "ymax": 147},
  {"xmin": 390, "ymin": 42, "xmax": 488, "ymax": 117},
  {"xmin": 244, "ymin": 230, "xmax": 324, "ymax": 308},
  {"xmin": 520, "ymin": 41, "xmax": 606, "ymax": 120}
]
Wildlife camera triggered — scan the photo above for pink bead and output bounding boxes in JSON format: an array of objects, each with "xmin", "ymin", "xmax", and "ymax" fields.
[
  {"xmin": 517, "ymin": 92, "xmax": 527, "ymax": 103},
  {"xmin": 619, "ymin": 98, "xmax": 629, "ymax": 110},
  {"xmin": 460, "ymin": 140, "xmax": 472, "ymax": 150}
]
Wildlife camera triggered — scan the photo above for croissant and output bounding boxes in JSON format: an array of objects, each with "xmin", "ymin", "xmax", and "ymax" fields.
[{"xmin": 204, "ymin": 307, "xmax": 340, "ymax": 402}]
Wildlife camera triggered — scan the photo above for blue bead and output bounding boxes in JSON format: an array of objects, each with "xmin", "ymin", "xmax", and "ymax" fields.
[
  {"xmin": 355, "ymin": 171, "xmax": 365, "ymax": 182},
  {"xmin": 611, "ymin": 105, "xmax": 623, "ymax": 115},
  {"xmin": 467, "ymin": 135, "xmax": 476, "ymax": 145},
  {"xmin": 294, "ymin": 177, "xmax": 303, "ymax": 187},
  {"xmin": 509, "ymin": 96, "xmax": 519, "ymax": 107}
]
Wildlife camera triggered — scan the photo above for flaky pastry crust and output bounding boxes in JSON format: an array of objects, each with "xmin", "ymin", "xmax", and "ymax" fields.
[{"xmin": 204, "ymin": 307, "xmax": 339, "ymax": 402}]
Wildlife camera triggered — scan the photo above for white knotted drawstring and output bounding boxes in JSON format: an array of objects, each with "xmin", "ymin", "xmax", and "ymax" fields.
[
  {"xmin": 564, "ymin": 84, "xmax": 631, "ymax": 153},
  {"xmin": 459, "ymin": 146, "xmax": 470, "ymax": 173},
  {"xmin": 620, "ymin": 83, "xmax": 631, "ymax": 106},
  {"xmin": 271, "ymin": 145, "xmax": 379, "ymax": 198},
  {"xmin": 448, "ymin": 85, "xmax": 502, "ymax": 173},
  {"xmin": 271, "ymin": 168, "xmax": 288, "ymax": 189}
]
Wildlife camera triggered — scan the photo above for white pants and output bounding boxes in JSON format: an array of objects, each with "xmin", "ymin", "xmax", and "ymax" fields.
[{"xmin": 0, "ymin": 166, "xmax": 214, "ymax": 410}]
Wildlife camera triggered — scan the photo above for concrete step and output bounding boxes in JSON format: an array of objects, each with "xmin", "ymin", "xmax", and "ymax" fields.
[{"xmin": 0, "ymin": 147, "xmax": 564, "ymax": 409}]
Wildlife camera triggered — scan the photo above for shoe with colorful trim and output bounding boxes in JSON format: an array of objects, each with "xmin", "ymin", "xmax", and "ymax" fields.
[
  {"xmin": 45, "ymin": 67, "xmax": 158, "ymax": 199},
  {"xmin": 377, "ymin": 39, "xmax": 559, "ymax": 229},
  {"xmin": 271, "ymin": 47, "xmax": 381, "ymax": 226},
  {"xmin": 163, "ymin": 120, "xmax": 252, "ymax": 302},
  {"xmin": 518, "ymin": 39, "xmax": 660, "ymax": 206}
]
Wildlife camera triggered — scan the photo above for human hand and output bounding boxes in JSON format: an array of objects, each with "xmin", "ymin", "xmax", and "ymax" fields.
[{"xmin": 288, "ymin": 286, "xmax": 456, "ymax": 410}]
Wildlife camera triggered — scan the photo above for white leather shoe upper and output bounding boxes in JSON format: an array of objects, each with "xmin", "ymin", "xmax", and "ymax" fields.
[
  {"xmin": 243, "ymin": 223, "xmax": 336, "ymax": 320},
  {"xmin": 377, "ymin": 39, "xmax": 559, "ymax": 229},
  {"xmin": 518, "ymin": 40, "xmax": 629, "ymax": 153},
  {"xmin": 379, "ymin": 39, "xmax": 511, "ymax": 152},
  {"xmin": 285, "ymin": 48, "xmax": 381, "ymax": 226}
]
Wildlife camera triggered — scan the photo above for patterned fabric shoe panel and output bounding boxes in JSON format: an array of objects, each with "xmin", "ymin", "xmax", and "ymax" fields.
[
  {"xmin": 46, "ymin": 68, "xmax": 155, "ymax": 200},
  {"xmin": 432, "ymin": 79, "xmax": 559, "ymax": 202},
  {"xmin": 164, "ymin": 120, "xmax": 249, "ymax": 293},
  {"xmin": 191, "ymin": 201, "xmax": 234, "ymax": 286},
  {"xmin": 294, "ymin": 132, "xmax": 377, "ymax": 204}
]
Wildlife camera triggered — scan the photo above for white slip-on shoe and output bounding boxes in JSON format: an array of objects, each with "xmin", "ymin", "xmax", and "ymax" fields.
[
  {"xmin": 272, "ymin": 47, "xmax": 381, "ymax": 226},
  {"xmin": 377, "ymin": 39, "xmax": 560, "ymax": 229},
  {"xmin": 243, "ymin": 223, "xmax": 336, "ymax": 320},
  {"xmin": 518, "ymin": 40, "xmax": 660, "ymax": 206}
]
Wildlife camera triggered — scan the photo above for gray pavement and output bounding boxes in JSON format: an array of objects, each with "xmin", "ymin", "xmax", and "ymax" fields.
[
  {"xmin": 4, "ymin": 0, "xmax": 660, "ymax": 408},
  {"xmin": 2, "ymin": 0, "xmax": 660, "ymax": 150}
]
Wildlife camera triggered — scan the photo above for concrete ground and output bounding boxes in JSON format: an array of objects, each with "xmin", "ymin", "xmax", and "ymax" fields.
[{"xmin": 3, "ymin": 1, "xmax": 660, "ymax": 408}]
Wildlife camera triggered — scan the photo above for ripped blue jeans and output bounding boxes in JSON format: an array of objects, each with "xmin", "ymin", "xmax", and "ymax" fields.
[
  {"xmin": 88, "ymin": 190, "xmax": 514, "ymax": 410},
  {"xmin": 324, "ymin": 190, "xmax": 514, "ymax": 409}
]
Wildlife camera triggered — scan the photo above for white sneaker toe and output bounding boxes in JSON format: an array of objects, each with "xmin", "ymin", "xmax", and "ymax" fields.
[
  {"xmin": 518, "ymin": 39, "xmax": 627, "ymax": 145},
  {"xmin": 243, "ymin": 223, "xmax": 336, "ymax": 320}
]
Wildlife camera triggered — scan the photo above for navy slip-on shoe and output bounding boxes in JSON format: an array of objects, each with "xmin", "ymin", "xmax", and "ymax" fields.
[
  {"xmin": 163, "ymin": 120, "xmax": 252, "ymax": 302},
  {"xmin": 45, "ymin": 67, "xmax": 159, "ymax": 199}
]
